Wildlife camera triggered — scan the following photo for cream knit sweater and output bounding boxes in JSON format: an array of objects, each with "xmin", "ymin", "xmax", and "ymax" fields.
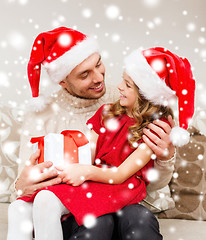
[{"xmin": 11, "ymin": 84, "xmax": 175, "ymax": 209}]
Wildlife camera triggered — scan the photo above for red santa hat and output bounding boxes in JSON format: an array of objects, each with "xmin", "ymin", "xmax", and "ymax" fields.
[
  {"xmin": 124, "ymin": 47, "xmax": 196, "ymax": 147},
  {"xmin": 27, "ymin": 27, "xmax": 99, "ymax": 111}
]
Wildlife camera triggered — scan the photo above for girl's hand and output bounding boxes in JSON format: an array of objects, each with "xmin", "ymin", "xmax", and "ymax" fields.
[{"xmin": 56, "ymin": 164, "xmax": 91, "ymax": 186}]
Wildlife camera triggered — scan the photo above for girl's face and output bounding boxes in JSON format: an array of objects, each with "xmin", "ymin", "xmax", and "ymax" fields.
[{"xmin": 118, "ymin": 72, "xmax": 139, "ymax": 114}]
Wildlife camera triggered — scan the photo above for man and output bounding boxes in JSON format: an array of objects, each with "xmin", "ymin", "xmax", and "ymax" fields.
[{"xmin": 10, "ymin": 27, "xmax": 175, "ymax": 240}]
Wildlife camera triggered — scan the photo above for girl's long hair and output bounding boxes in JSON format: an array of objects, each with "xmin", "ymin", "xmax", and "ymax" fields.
[{"xmin": 103, "ymin": 85, "xmax": 174, "ymax": 148}]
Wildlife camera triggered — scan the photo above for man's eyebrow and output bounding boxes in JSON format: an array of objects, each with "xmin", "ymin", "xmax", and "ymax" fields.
[
  {"xmin": 78, "ymin": 56, "xmax": 101, "ymax": 76},
  {"xmin": 79, "ymin": 70, "xmax": 89, "ymax": 76}
]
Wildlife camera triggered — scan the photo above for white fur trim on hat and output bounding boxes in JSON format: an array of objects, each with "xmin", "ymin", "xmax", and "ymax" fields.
[
  {"xmin": 27, "ymin": 95, "xmax": 50, "ymax": 112},
  {"xmin": 44, "ymin": 37, "xmax": 99, "ymax": 83},
  {"xmin": 124, "ymin": 49, "xmax": 176, "ymax": 106},
  {"xmin": 169, "ymin": 126, "xmax": 190, "ymax": 147}
]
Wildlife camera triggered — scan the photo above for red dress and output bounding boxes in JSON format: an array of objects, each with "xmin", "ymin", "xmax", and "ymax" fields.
[{"xmin": 19, "ymin": 104, "xmax": 153, "ymax": 226}]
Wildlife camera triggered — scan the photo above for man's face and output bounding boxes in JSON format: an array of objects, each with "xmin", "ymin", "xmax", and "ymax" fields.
[{"xmin": 60, "ymin": 53, "xmax": 106, "ymax": 99}]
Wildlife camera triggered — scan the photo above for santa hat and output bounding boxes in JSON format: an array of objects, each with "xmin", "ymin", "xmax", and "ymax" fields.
[
  {"xmin": 124, "ymin": 47, "xmax": 195, "ymax": 147},
  {"xmin": 27, "ymin": 27, "xmax": 99, "ymax": 112}
]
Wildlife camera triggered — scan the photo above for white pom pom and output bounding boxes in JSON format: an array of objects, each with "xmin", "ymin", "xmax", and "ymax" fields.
[
  {"xmin": 169, "ymin": 126, "xmax": 190, "ymax": 147},
  {"xmin": 27, "ymin": 95, "xmax": 49, "ymax": 112}
]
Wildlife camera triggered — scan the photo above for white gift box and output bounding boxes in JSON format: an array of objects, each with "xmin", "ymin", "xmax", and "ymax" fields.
[{"xmin": 31, "ymin": 130, "xmax": 91, "ymax": 169}]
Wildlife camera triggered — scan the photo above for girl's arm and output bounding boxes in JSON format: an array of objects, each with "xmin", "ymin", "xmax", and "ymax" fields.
[
  {"xmin": 57, "ymin": 130, "xmax": 153, "ymax": 186},
  {"xmin": 89, "ymin": 129, "xmax": 99, "ymax": 165},
  {"xmin": 88, "ymin": 143, "xmax": 153, "ymax": 184}
]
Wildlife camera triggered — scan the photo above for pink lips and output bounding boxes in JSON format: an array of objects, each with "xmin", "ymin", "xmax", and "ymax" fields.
[
  {"xmin": 90, "ymin": 83, "xmax": 104, "ymax": 92},
  {"xmin": 119, "ymin": 92, "xmax": 126, "ymax": 99}
]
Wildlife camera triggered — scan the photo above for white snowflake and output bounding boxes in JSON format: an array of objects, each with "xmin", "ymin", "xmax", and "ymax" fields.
[
  {"xmin": 0, "ymin": 72, "xmax": 10, "ymax": 87},
  {"xmin": 146, "ymin": 168, "xmax": 159, "ymax": 182},
  {"xmin": 147, "ymin": 21, "xmax": 155, "ymax": 29},
  {"xmin": 105, "ymin": 118, "xmax": 119, "ymax": 131},
  {"xmin": 101, "ymin": 50, "xmax": 110, "ymax": 59},
  {"xmin": 8, "ymin": 31, "xmax": 26, "ymax": 50},
  {"xmin": 82, "ymin": 8, "xmax": 92, "ymax": 18},
  {"xmin": 105, "ymin": 5, "xmax": 120, "ymax": 20},
  {"xmin": 200, "ymin": 27, "xmax": 205, "ymax": 32},
  {"xmin": 173, "ymin": 172, "xmax": 178, "ymax": 179},
  {"xmin": 100, "ymin": 127, "xmax": 106, "ymax": 133},
  {"xmin": 86, "ymin": 192, "xmax": 92, "ymax": 198},
  {"xmin": 187, "ymin": 22, "xmax": 196, "ymax": 32},
  {"xmin": 198, "ymin": 37, "xmax": 206, "ymax": 44},
  {"xmin": 153, "ymin": 17, "xmax": 162, "ymax": 25},
  {"xmin": 143, "ymin": 0, "xmax": 161, "ymax": 8},
  {"xmin": 0, "ymin": 41, "xmax": 7, "ymax": 48},
  {"xmin": 109, "ymin": 179, "xmax": 114, "ymax": 184},
  {"xmin": 128, "ymin": 183, "xmax": 134, "ymax": 189},
  {"xmin": 151, "ymin": 154, "xmax": 157, "ymax": 160},
  {"xmin": 198, "ymin": 154, "xmax": 203, "ymax": 160},
  {"xmin": 150, "ymin": 59, "xmax": 165, "ymax": 72},
  {"xmin": 18, "ymin": 0, "xmax": 28, "ymax": 5},
  {"xmin": 169, "ymin": 226, "xmax": 176, "ymax": 233},
  {"xmin": 3, "ymin": 141, "xmax": 17, "ymax": 155},
  {"xmin": 83, "ymin": 214, "xmax": 97, "ymax": 229},
  {"xmin": 58, "ymin": 33, "xmax": 72, "ymax": 47},
  {"xmin": 111, "ymin": 33, "xmax": 120, "ymax": 42}
]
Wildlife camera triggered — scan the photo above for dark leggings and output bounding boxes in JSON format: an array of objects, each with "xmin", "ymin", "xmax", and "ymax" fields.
[{"xmin": 62, "ymin": 204, "xmax": 163, "ymax": 240}]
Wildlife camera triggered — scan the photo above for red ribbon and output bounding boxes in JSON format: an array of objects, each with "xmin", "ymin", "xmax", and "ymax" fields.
[{"xmin": 30, "ymin": 130, "xmax": 89, "ymax": 164}]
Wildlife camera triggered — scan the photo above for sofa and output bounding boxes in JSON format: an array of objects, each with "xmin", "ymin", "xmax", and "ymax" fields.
[{"xmin": 1, "ymin": 104, "xmax": 206, "ymax": 240}]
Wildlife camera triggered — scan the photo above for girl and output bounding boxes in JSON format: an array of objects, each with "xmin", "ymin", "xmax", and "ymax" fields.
[{"xmin": 7, "ymin": 47, "xmax": 195, "ymax": 240}]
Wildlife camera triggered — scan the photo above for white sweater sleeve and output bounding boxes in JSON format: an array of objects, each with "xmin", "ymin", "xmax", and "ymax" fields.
[
  {"xmin": 146, "ymin": 156, "xmax": 175, "ymax": 191},
  {"xmin": 9, "ymin": 112, "xmax": 44, "ymax": 202}
]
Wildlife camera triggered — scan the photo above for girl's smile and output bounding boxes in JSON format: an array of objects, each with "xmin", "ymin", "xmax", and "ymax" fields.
[{"xmin": 118, "ymin": 72, "xmax": 139, "ymax": 114}]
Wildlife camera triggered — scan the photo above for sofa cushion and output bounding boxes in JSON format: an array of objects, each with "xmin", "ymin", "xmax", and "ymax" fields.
[
  {"xmin": 158, "ymin": 218, "xmax": 206, "ymax": 240},
  {"xmin": 0, "ymin": 105, "xmax": 23, "ymax": 203},
  {"xmin": 141, "ymin": 185, "xmax": 175, "ymax": 213},
  {"xmin": 159, "ymin": 126, "xmax": 206, "ymax": 220}
]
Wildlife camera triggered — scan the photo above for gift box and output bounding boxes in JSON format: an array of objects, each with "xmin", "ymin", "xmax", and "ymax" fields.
[{"xmin": 30, "ymin": 130, "xmax": 91, "ymax": 169}]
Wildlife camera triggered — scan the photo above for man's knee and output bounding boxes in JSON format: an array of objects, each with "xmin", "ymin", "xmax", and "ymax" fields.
[
  {"xmin": 116, "ymin": 204, "xmax": 162, "ymax": 240},
  {"xmin": 119, "ymin": 204, "xmax": 157, "ymax": 225},
  {"xmin": 68, "ymin": 214, "xmax": 114, "ymax": 240},
  {"xmin": 95, "ymin": 214, "xmax": 114, "ymax": 228}
]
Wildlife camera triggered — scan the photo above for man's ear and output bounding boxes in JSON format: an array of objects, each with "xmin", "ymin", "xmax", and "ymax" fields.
[{"xmin": 59, "ymin": 80, "xmax": 66, "ymax": 88}]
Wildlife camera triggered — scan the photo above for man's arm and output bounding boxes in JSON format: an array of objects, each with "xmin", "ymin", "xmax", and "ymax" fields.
[
  {"xmin": 10, "ymin": 112, "xmax": 62, "ymax": 200},
  {"xmin": 142, "ymin": 115, "xmax": 175, "ymax": 160},
  {"xmin": 142, "ymin": 115, "xmax": 176, "ymax": 190}
]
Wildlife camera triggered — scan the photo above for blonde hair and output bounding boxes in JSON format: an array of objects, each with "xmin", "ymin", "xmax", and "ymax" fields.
[{"xmin": 103, "ymin": 85, "xmax": 173, "ymax": 148}]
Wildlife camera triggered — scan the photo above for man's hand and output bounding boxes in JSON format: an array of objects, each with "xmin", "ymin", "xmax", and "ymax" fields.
[
  {"xmin": 15, "ymin": 150, "xmax": 62, "ymax": 197},
  {"xmin": 142, "ymin": 115, "xmax": 176, "ymax": 161}
]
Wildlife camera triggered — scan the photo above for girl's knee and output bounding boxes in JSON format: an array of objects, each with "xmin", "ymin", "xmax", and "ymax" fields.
[
  {"xmin": 34, "ymin": 190, "xmax": 57, "ymax": 205},
  {"xmin": 33, "ymin": 190, "xmax": 54, "ymax": 211},
  {"xmin": 33, "ymin": 190, "xmax": 68, "ymax": 217},
  {"xmin": 8, "ymin": 200, "xmax": 29, "ymax": 216}
]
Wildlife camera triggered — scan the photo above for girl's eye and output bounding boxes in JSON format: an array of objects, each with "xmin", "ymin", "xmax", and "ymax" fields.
[{"xmin": 126, "ymin": 83, "xmax": 131, "ymax": 88}]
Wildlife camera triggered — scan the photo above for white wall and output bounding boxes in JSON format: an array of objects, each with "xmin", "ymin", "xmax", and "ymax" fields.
[{"xmin": 0, "ymin": 0, "xmax": 205, "ymax": 110}]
